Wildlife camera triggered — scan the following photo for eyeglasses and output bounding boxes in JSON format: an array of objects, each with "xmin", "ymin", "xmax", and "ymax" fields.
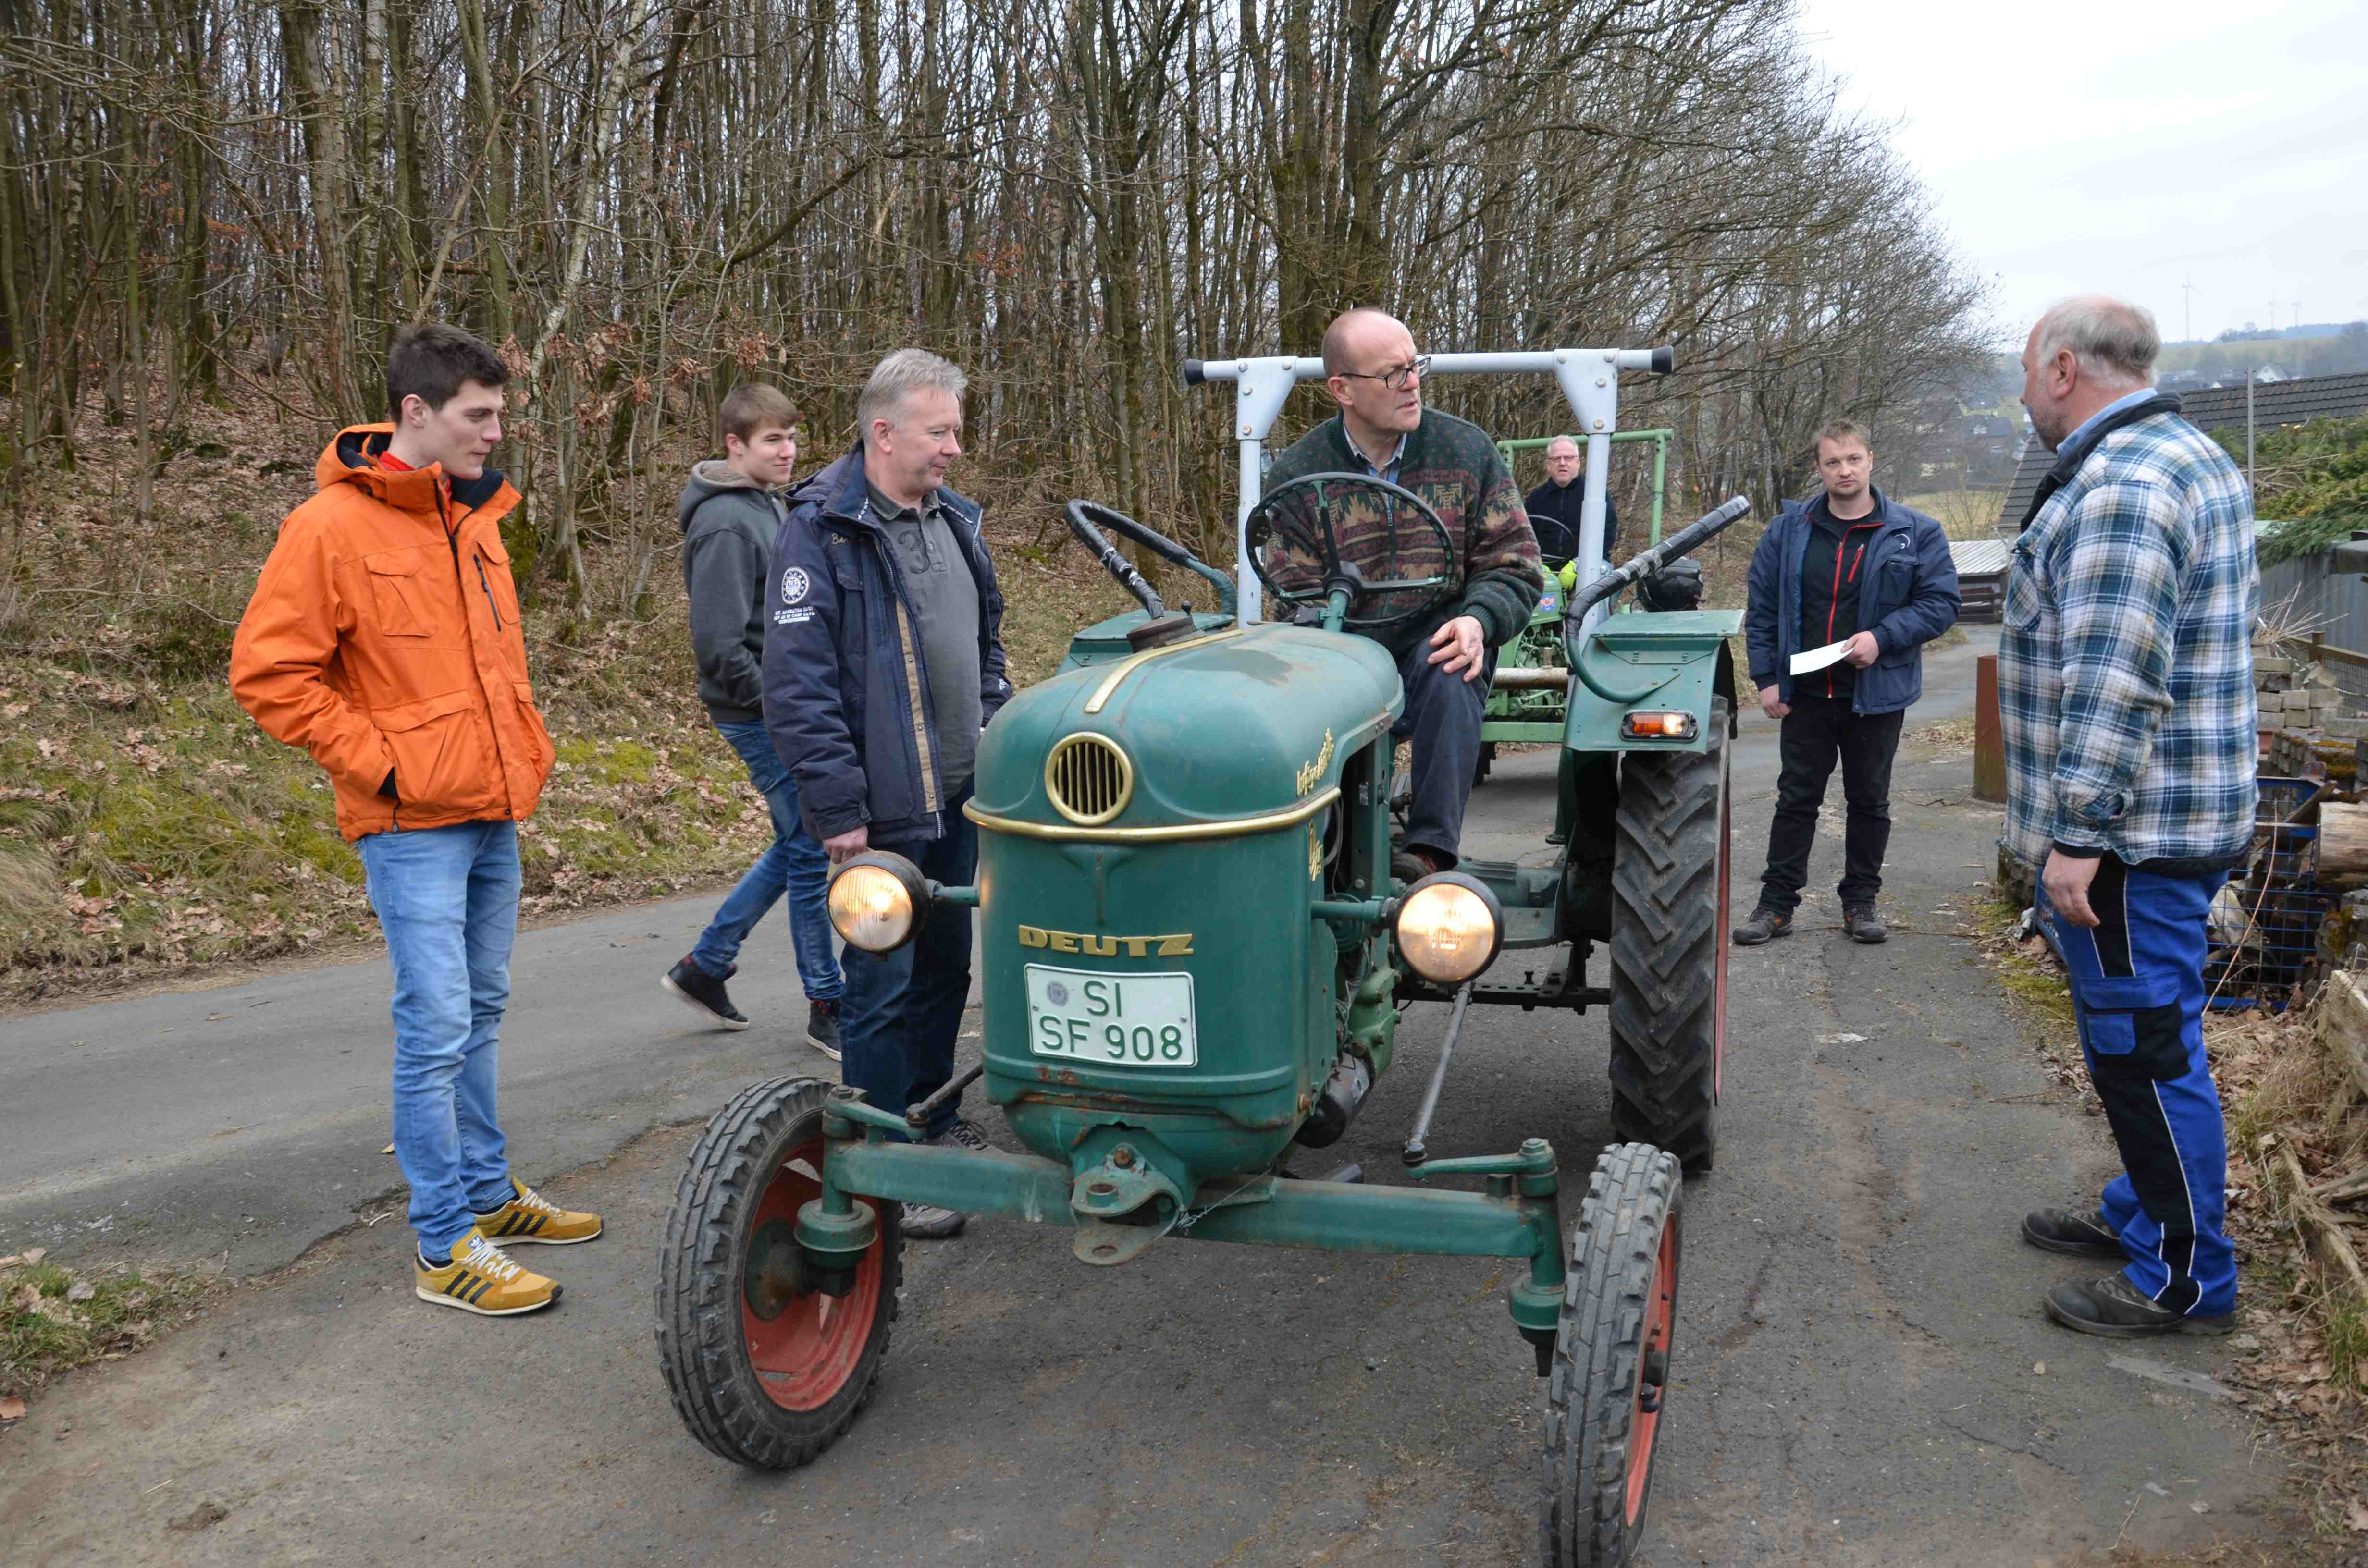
[{"xmin": 1337, "ymin": 355, "xmax": 1431, "ymax": 392}]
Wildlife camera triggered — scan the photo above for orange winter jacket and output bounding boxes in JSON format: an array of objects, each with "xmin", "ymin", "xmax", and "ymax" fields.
[{"xmin": 230, "ymin": 426, "xmax": 555, "ymax": 841}]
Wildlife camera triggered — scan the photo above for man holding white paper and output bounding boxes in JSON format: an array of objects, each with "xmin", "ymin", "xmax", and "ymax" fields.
[{"xmin": 1735, "ymin": 420, "xmax": 1960, "ymax": 946}]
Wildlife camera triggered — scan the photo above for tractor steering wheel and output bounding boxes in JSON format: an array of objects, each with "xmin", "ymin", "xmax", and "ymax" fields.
[{"xmin": 1243, "ymin": 472, "xmax": 1459, "ymax": 634}]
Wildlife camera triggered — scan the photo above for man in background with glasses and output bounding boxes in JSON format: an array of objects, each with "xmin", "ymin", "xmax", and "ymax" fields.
[{"xmin": 1261, "ymin": 307, "xmax": 1544, "ymax": 883}]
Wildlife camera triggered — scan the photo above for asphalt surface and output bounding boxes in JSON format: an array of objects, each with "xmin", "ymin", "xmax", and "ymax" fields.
[{"xmin": 0, "ymin": 625, "xmax": 2301, "ymax": 1564}]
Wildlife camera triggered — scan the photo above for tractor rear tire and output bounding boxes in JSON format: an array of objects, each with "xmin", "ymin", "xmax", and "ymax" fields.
[
  {"xmin": 656, "ymin": 1076, "xmax": 901, "ymax": 1469},
  {"xmin": 1541, "ymin": 1142, "xmax": 1684, "ymax": 1568},
  {"xmin": 1607, "ymin": 698, "xmax": 1729, "ymax": 1172}
]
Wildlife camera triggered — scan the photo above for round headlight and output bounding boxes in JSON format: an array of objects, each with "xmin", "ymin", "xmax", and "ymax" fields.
[
  {"xmin": 1392, "ymin": 872, "xmax": 1503, "ymax": 985},
  {"xmin": 828, "ymin": 853, "xmax": 928, "ymax": 953}
]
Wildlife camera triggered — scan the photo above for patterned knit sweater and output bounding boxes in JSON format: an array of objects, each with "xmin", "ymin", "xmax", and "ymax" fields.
[{"xmin": 1263, "ymin": 409, "xmax": 1543, "ymax": 657}]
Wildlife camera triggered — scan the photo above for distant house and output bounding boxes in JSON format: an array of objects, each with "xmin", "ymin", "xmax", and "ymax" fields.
[
  {"xmin": 1950, "ymin": 539, "xmax": 2013, "ymax": 621},
  {"xmin": 1996, "ymin": 370, "xmax": 2368, "ymax": 533}
]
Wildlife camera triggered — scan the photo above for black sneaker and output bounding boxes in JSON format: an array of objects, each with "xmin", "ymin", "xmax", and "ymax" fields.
[
  {"xmin": 2021, "ymin": 1207, "xmax": 2123, "ymax": 1258},
  {"xmin": 1732, "ymin": 907, "xmax": 1791, "ymax": 946},
  {"xmin": 926, "ymin": 1117, "xmax": 995, "ymax": 1153},
  {"xmin": 2043, "ymin": 1274, "xmax": 2236, "ymax": 1338},
  {"xmin": 1843, "ymin": 903, "xmax": 1888, "ymax": 943},
  {"xmin": 661, "ymin": 956, "xmax": 749, "ymax": 1030},
  {"xmin": 805, "ymin": 998, "xmax": 842, "ymax": 1061}
]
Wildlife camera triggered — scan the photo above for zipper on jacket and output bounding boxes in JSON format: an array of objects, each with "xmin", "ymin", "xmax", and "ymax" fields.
[
  {"xmin": 475, "ymin": 553, "xmax": 504, "ymax": 629},
  {"xmin": 859, "ymin": 501, "xmax": 944, "ymax": 816}
]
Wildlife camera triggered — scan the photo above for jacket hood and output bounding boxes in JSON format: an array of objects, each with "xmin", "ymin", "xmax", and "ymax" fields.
[
  {"xmin": 678, "ymin": 459, "xmax": 773, "ymax": 533},
  {"xmin": 318, "ymin": 424, "xmax": 510, "ymax": 516}
]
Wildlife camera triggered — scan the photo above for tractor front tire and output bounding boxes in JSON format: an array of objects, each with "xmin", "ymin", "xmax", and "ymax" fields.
[
  {"xmin": 656, "ymin": 1076, "xmax": 901, "ymax": 1469},
  {"xmin": 1541, "ymin": 1143, "xmax": 1684, "ymax": 1568},
  {"xmin": 1607, "ymin": 698, "xmax": 1729, "ymax": 1171}
]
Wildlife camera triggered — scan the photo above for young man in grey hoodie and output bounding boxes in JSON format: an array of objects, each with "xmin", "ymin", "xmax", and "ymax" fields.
[{"xmin": 660, "ymin": 384, "xmax": 845, "ymax": 1056}]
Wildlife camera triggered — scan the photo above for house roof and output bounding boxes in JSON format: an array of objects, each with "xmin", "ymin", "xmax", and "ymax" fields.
[
  {"xmin": 1950, "ymin": 539, "xmax": 2013, "ymax": 577},
  {"xmin": 1995, "ymin": 370, "xmax": 2368, "ymax": 532}
]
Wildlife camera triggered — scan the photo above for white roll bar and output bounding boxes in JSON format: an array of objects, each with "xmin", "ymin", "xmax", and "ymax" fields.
[{"xmin": 1182, "ymin": 347, "xmax": 1674, "ymax": 630}]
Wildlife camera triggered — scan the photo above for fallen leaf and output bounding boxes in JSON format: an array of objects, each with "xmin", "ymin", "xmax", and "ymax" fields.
[
  {"xmin": 0, "ymin": 1396, "xmax": 25, "ymax": 1420},
  {"xmin": 382, "ymin": 1144, "xmax": 396, "ymax": 1155},
  {"xmin": 2033, "ymin": 1361, "xmax": 2045, "ymax": 1375},
  {"xmin": 2347, "ymin": 1497, "xmax": 2368, "ymax": 1533},
  {"xmin": 21, "ymin": 1247, "xmax": 44, "ymax": 1266},
  {"xmin": 66, "ymin": 1281, "xmax": 96, "ymax": 1302}
]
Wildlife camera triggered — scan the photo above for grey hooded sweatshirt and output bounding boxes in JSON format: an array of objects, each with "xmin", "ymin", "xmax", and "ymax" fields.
[{"xmin": 678, "ymin": 460, "xmax": 786, "ymax": 724}]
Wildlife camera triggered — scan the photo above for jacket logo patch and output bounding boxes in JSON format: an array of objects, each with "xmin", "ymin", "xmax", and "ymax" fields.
[{"xmin": 780, "ymin": 566, "xmax": 811, "ymax": 604}]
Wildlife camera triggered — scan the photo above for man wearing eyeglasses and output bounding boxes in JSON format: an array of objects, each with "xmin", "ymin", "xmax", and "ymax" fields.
[{"xmin": 1262, "ymin": 307, "xmax": 1545, "ymax": 882}]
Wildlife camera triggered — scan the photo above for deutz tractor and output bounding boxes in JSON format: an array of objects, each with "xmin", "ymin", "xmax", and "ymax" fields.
[
  {"xmin": 654, "ymin": 345, "xmax": 1746, "ymax": 1567},
  {"xmin": 1477, "ymin": 427, "xmax": 1677, "ymax": 784}
]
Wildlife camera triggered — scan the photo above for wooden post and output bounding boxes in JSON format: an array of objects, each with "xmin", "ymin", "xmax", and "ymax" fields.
[{"xmin": 1973, "ymin": 653, "xmax": 2007, "ymax": 803}]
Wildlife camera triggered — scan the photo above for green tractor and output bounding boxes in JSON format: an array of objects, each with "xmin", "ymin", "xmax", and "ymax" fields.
[
  {"xmin": 1477, "ymin": 428, "xmax": 1676, "ymax": 786},
  {"xmin": 654, "ymin": 346, "xmax": 1746, "ymax": 1567}
]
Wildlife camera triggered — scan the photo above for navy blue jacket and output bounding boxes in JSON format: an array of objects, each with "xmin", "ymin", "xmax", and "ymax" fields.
[
  {"xmin": 1745, "ymin": 487, "xmax": 1961, "ymax": 715},
  {"xmin": 762, "ymin": 445, "xmax": 1011, "ymax": 844}
]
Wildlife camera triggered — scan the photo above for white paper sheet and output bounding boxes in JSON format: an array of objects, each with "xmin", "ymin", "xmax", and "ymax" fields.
[{"xmin": 1789, "ymin": 639, "xmax": 1852, "ymax": 676}]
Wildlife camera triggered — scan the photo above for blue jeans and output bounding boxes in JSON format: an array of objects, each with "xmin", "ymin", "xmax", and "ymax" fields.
[
  {"xmin": 842, "ymin": 788, "xmax": 975, "ymax": 1139},
  {"xmin": 690, "ymin": 720, "xmax": 843, "ymax": 1001},
  {"xmin": 2041, "ymin": 859, "xmax": 2236, "ymax": 1317},
  {"xmin": 355, "ymin": 820, "xmax": 522, "ymax": 1256}
]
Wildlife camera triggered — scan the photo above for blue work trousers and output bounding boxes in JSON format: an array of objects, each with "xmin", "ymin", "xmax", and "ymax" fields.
[
  {"xmin": 2040, "ymin": 858, "xmax": 2236, "ymax": 1317},
  {"xmin": 354, "ymin": 820, "xmax": 522, "ymax": 1256},
  {"xmin": 689, "ymin": 719, "xmax": 843, "ymax": 1001},
  {"xmin": 840, "ymin": 787, "xmax": 975, "ymax": 1140}
]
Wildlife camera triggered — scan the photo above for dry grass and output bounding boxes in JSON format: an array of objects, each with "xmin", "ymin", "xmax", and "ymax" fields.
[
  {"xmin": 1903, "ymin": 486, "xmax": 2010, "ymax": 541},
  {"xmin": 1, "ymin": 1249, "xmax": 220, "ymax": 1403}
]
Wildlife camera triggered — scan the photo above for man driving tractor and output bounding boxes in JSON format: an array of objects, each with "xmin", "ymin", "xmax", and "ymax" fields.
[{"xmin": 1262, "ymin": 307, "xmax": 1545, "ymax": 883}]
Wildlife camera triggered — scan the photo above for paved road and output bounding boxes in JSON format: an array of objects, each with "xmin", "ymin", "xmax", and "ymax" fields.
[{"xmin": 0, "ymin": 626, "xmax": 2300, "ymax": 1564}]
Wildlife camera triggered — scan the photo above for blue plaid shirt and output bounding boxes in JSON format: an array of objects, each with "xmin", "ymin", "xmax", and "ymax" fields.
[{"xmin": 1999, "ymin": 408, "xmax": 2257, "ymax": 869}]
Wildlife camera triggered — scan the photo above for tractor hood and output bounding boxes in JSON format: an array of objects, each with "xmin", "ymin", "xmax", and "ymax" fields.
[{"xmin": 970, "ymin": 623, "xmax": 1401, "ymax": 835}]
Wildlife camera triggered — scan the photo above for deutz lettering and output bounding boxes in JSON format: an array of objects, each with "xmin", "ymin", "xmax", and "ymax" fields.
[{"xmin": 1016, "ymin": 925, "xmax": 1193, "ymax": 956}]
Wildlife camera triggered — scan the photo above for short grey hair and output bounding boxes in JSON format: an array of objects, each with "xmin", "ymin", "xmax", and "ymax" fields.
[
  {"xmin": 2033, "ymin": 295, "xmax": 2158, "ymax": 390},
  {"xmin": 1545, "ymin": 434, "xmax": 1581, "ymax": 456},
  {"xmin": 857, "ymin": 348, "xmax": 968, "ymax": 438}
]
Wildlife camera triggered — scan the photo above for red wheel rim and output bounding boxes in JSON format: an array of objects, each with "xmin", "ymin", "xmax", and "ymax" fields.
[
  {"xmin": 741, "ymin": 1136, "xmax": 883, "ymax": 1412},
  {"xmin": 1713, "ymin": 740, "xmax": 1730, "ymax": 1100},
  {"xmin": 1624, "ymin": 1217, "xmax": 1679, "ymax": 1524}
]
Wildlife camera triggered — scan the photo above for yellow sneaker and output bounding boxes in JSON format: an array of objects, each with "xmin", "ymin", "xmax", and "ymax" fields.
[
  {"xmin": 473, "ymin": 1178, "xmax": 603, "ymax": 1246},
  {"xmin": 414, "ymin": 1232, "xmax": 561, "ymax": 1316}
]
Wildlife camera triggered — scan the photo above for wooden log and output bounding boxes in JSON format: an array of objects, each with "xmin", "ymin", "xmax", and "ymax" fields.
[
  {"xmin": 2277, "ymin": 1146, "xmax": 2368, "ymax": 1304},
  {"xmin": 2325, "ymin": 970, "xmax": 2368, "ymax": 1103},
  {"xmin": 2314, "ymin": 1166, "xmax": 2368, "ymax": 1204},
  {"xmin": 2322, "ymin": 802, "xmax": 2368, "ymax": 877}
]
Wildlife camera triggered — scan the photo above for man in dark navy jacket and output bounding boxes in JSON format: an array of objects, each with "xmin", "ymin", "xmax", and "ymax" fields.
[
  {"xmin": 763, "ymin": 348, "xmax": 1012, "ymax": 1239},
  {"xmin": 1735, "ymin": 420, "xmax": 1960, "ymax": 946}
]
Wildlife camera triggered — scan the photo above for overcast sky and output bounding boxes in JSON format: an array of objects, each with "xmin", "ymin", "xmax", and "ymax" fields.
[{"xmin": 1791, "ymin": 0, "xmax": 2368, "ymax": 349}]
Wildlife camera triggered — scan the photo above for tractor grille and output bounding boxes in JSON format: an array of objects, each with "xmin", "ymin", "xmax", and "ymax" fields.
[{"xmin": 1044, "ymin": 733, "xmax": 1134, "ymax": 826}]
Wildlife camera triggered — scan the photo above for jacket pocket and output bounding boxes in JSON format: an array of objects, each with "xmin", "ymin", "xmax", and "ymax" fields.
[
  {"xmin": 473, "ymin": 536, "xmax": 525, "ymax": 629},
  {"xmin": 364, "ymin": 551, "xmax": 436, "ymax": 638},
  {"xmin": 513, "ymin": 687, "xmax": 555, "ymax": 777},
  {"xmin": 2080, "ymin": 1002, "xmax": 2189, "ymax": 1078},
  {"xmin": 371, "ymin": 689, "xmax": 485, "ymax": 817}
]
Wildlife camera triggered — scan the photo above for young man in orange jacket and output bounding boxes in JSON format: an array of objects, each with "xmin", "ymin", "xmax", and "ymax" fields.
[{"xmin": 230, "ymin": 324, "xmax": 599, "ymax": 1315}]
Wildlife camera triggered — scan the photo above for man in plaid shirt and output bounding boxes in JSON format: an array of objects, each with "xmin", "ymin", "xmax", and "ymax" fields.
[{"xmin": 2000, "ymin": 294, "xmax": 2257, "ymax": 1338}]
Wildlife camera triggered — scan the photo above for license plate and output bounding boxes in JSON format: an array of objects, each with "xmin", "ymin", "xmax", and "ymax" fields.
[{"xmin": 1025, "ymin": 965, "xmax": 1198, "ymax": 1068}]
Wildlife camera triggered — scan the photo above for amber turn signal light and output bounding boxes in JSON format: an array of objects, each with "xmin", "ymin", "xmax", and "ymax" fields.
[{"xmin": 1621, "ymin": 710, "xmax": 1698, "ymax": 740}]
